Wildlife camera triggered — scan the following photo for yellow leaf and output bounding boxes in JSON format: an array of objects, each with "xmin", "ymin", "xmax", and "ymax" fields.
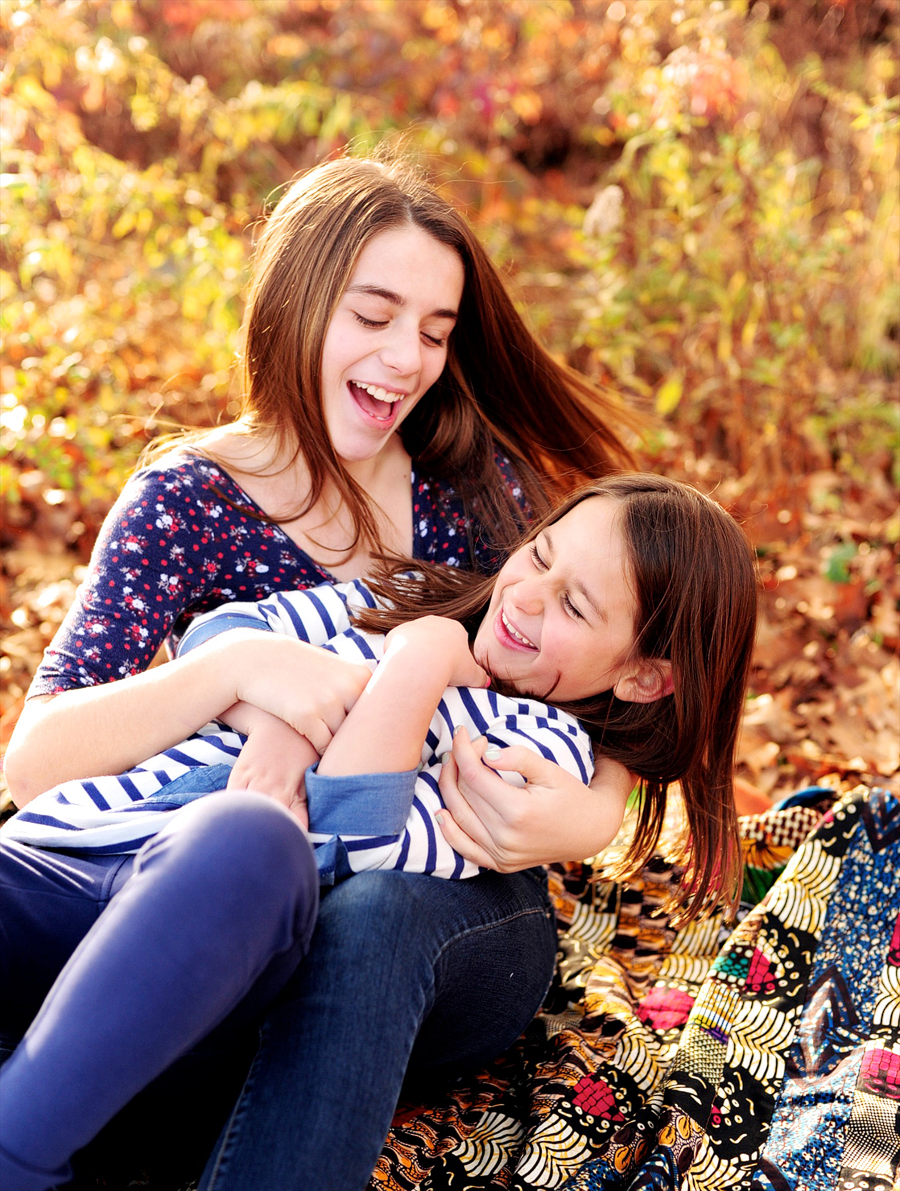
[
  {"xmin": 15, "ymin": 75, "xmax": 56, "ymax": 113},
  {"xmin": 655, "ymin": 372, "xmax": 683, "ymax": 415},
  {"xmin": 112, "ymin": 210, "xmax": 136, "ymax": 238}
]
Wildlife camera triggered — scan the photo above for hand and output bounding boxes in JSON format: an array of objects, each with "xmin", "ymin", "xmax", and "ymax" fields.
[
  {"xmin": 383, "ymin": 617, "xmax": 488, "ymax": 689},
  {"xmin": 224, "ymin": 632, "xmax": 372, "ymax": 754},
  {"xmin": 436, "ymin": 727, "xmax": 632, "ymax": 871},
  {"xmin": 226, "ymin": 715, "xmax": 318, "ymax": 829}
]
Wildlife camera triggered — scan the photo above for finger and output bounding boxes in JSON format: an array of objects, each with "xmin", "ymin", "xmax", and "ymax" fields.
[
  {"xmin": 336, "ymin": 666, "xmax": 372, "ymax": 710},
  {"xmin": 319, "ymin": 697, "xmax": 353, "ymax": 737},
  {"xmin": 438, "ymin": 752, "xmax": 489, "ymax": 834},
  {"xmin": 434, "ymin": 808, "xmax": 498, "ymax": 869},
  {"xmin": 467, "ymin": 734, "xmax": 489, "ymax": 762},
  {"xmin": 297, "ymin": 718, "xmax": 333, "ymax": 756},
  {"xmin": 226, "ymin": 764, "xmax": 251, "ymax": 792},
  {"xmin": 438, "ymin": 747, "xmax": 507, "ymax": 842},
  {"xmin": 451, "ymin": 731, "xmax": 514, "ymax": 817},
  {"xmin": 479, "ymin": 744, "xmax": 557, "ymax": 784},
  {"xmin": 459, "ymin": 661, "xmax": 490, "ymax": 689}
]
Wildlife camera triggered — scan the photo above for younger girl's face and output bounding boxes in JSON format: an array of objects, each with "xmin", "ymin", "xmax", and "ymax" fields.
[
  {"xmin": 320, "ymin": 224, "xmax": 465, "ymax": 467},
  {"xmin": 472, "ymin": 498, "xmax": 638, "ymax": 702}
]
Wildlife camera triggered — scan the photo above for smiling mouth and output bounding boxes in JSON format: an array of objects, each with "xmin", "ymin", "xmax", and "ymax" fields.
[
  {"xmin": 348, "ymin": 380, "xmax": 408, "ymax": 422},
  {"xmin": 500, "ymin": 609, "xmax": 538, "ymax": 651}
]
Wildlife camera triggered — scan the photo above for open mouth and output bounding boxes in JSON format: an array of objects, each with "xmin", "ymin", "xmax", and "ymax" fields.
[
  {"xmin": 498, "ymin": 609, "xmax": 538, "ymax": 652},
  {"xmin": 348, "ymin": 380, "xmax": 407, "ymax": 424}
]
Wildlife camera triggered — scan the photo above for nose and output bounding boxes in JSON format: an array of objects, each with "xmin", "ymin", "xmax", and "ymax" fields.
[
  {"xmin": 378, "ymin": 320, "xmax": 422, "ymax": 378},
  {"xmin": 510, "ymin": 575, "xmax": 545, "ymax": 617}
]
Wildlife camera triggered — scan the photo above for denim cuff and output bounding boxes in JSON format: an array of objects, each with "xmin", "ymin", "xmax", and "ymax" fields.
[{"xmin": 305, "ymin": 764, "xmax": 418, "ymax": 835}]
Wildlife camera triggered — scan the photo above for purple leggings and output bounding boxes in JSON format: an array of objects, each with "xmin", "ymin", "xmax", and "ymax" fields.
[{"xmin": 0, "ymin": 792, "xmax": 319, "ymax": 1191}]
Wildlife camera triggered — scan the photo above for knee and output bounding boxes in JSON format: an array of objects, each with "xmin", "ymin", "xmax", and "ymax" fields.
[{"xmin": 141, "ymin": 792, "xmax": 318, "ymax": 914}]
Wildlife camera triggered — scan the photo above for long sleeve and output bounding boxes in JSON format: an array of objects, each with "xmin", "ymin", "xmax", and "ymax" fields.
[
  {"xmin": 176, "ymin": 578, "xmax": 378, "ymax": 655},
  {"xmin": 28, "ymin": 451, "xmax": 334, "ymax": 696}
]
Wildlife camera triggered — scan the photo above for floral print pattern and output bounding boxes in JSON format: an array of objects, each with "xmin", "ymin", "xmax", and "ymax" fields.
[{"xmin": 31, "ymin": 450, "xmax": 524, "ymax": 695}]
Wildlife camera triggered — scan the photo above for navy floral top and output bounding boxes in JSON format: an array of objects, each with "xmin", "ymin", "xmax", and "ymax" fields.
[{"xmin": 31, "ymin": 450, "xmax": 525, "ymax": 696}]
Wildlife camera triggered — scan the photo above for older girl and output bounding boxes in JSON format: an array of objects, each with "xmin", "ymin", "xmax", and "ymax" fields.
[
  {"xmin": 0, "ymin": 477, "xmax": 757, "ymax": 1191},
  {"xmin": 4, "ymin": 156, "xmax": 639, "ymax": 1188}
]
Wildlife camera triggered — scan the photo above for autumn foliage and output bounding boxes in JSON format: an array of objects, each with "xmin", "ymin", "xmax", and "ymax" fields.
[{"xmin": 1, "ymin": 0, "xmax": 898, "ymax": 797}]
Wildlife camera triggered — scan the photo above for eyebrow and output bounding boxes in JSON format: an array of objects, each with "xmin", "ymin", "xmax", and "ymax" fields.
[
  {"xmin": 543, "ymin": 528, "xmax": 606, "ymax": 622},
  {"xmin": 346, "ymin": 284, "xmax": 459, "ymax": 321}
]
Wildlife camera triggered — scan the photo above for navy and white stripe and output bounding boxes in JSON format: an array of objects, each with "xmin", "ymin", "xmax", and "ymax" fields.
[{"xmin": 3, "ymin": 580, "xmax": 594, "ymax": 880}]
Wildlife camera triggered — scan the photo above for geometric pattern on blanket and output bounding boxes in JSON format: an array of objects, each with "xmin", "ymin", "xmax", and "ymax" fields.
[{"xmin": 369, "ymin": 784, "xmax": 899, "ymax": 1191}]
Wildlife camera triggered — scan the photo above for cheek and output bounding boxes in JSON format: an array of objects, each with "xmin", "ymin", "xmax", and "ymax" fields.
[{"xmin": 424, "ymin": 347, "xmax": 450, "ymax": 388}]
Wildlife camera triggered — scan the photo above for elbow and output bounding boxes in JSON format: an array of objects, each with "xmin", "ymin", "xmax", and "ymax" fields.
[
  {"xmin": 3, "ymin": 710, "xmax": 52, "ymax": 807},
  {"xmin": 3, "ymin": 739, "xmax": 40, "ymax": 806}
]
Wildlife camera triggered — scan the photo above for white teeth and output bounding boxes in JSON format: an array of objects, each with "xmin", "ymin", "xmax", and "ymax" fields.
[
  {"xmin": 354, "ymin": 381, "xmax": 404, "ymax": 403},
  {"xmin": 501, "ymin": 610, "xmax": 536, "ymax": 649}
]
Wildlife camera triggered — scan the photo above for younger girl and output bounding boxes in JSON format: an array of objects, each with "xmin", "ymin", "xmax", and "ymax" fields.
[{"xmin": 0, "ymin": 475, "xmax": 757, "ymax": 1191}]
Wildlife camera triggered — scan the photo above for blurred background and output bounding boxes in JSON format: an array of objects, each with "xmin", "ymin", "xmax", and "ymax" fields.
[{"xmin": 1, "ymin": 0, "xmax": 898, "ymax": 800}]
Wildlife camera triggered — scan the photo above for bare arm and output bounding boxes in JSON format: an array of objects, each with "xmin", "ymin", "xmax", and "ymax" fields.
[
  {"xmin": 5, "ymin": 633, "xmax": 370, "ymax": 807},
  {"xmin": 220, "ymin": 702, "xmax": 318, "ymax": 827},
  {"xmin": 317, "ymin": 617, "xmax": 488, "ymax": 778}
]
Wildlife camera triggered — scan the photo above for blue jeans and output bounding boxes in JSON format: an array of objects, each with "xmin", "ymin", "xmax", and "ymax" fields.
[
  {"xmin": 200, "ymin": 865, "xmax": 558, "ymax": 1191},
  {"xmin": 0, "ymin": 792, "xmax": 319, "ymax": 1191}
]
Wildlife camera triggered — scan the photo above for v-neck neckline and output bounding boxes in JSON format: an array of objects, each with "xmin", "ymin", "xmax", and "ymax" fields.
[{"xmin": 189, "ymin": 450, "xmax": 422, "ymax": 583}]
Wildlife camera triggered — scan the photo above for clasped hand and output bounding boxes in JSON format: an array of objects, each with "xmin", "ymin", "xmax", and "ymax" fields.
[
  {"xmin": 212, "ymin": 618, "xmax": 487, "ymax": 827},
  {"xmin": 437, "ymin": 729, "xmax": 633, "ymax": 872},
  {"xmin": 227, "ymin": 631, "xmax": 372, "ymax": 754}
]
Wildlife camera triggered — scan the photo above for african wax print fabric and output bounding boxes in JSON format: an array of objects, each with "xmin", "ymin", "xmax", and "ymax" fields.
[{"xmin": 371, "ymin": 784, "xmax": 899, "ymax": 1191}]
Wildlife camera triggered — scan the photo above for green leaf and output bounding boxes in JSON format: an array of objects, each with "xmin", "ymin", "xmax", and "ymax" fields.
[{"xmin": 824, "ymin": 543, "xmax": 856, "ymax": 584}]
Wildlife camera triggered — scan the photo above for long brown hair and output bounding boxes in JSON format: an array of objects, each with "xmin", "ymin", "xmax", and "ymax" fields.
[
  {"xmin": 195, "ymin": 154, "xmax": 638, "ymax": 559},
  {"xmin": 356, "ymin": 474, "xmax": 758, "ymax": 922}
]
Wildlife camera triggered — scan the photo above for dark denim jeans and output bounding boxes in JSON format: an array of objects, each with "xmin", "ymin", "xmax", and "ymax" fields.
[{"xmin": 200, "ymin": 865, "xmax": 558, "ymax": 1191}]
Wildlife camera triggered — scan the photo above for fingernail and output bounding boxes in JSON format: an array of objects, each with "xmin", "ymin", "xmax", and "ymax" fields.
[
  {"xmin": 435, "ymin": 814, "xmax": 445, "ymax": 826},
  {"xmin": 485, "ymin": 746, "xmax": 501, "ymax": 761},
  {"xmin": 439, "ymin": 752, "xmax": 451, "ymax": 766}
]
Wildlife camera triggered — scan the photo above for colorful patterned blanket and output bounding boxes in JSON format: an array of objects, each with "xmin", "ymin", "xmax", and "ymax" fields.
[{"xmin": 370, "ymin": 783, "xmax": 900, "ymax": 1190}]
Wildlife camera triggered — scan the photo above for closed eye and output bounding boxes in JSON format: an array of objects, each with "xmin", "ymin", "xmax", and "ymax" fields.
[
  {"xmin": 563, "ymin": 593, "xmax": 584, "ymax": 620},
  {"xmin": 354, "ymin": 313, "xmax": 388, "ymax": 329},
  {"xmin": 354, "ymin": 314, "xmax": 448, "ymax": 347},
  {"xmin": 529, "ymin": 543, "xmax": 547, "ymax": 570}
]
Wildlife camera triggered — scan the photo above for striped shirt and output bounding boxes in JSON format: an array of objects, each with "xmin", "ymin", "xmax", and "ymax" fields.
[{"xmin": 3, "ymin": 580, "xmax": 594, "ymax": 881}]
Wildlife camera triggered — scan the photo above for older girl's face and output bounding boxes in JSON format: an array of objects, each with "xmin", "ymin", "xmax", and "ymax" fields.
[
  {"xmin": 472, "ymin": 498, "xmax": 639, "ymax": 702},
  {"xmin": 319, "ymin": 224, "xmax": 465, "ymax": 466}
]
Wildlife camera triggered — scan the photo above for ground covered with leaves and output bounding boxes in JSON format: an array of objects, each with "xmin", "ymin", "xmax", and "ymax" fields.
[{"xmin": 2, "ymin": 0, "xmax": 898, "ymax": 807}]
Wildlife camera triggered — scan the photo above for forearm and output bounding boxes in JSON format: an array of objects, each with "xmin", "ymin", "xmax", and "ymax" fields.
[
  {"xmin": 217, "ymin": 700, "xmax": 276, "ymax": 737},
  {"xmin": 4, "ymin": 642, "xmax": 242, "ymax": 806},
  {"xmin": 317, "ymin": 647, "xmax": 448, "ymax": 777}
]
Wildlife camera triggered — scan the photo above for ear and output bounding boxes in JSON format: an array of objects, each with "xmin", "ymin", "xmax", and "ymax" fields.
[{"xmin": 613, "ymin": 659, "xmax": 674, "ymax": 705}]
